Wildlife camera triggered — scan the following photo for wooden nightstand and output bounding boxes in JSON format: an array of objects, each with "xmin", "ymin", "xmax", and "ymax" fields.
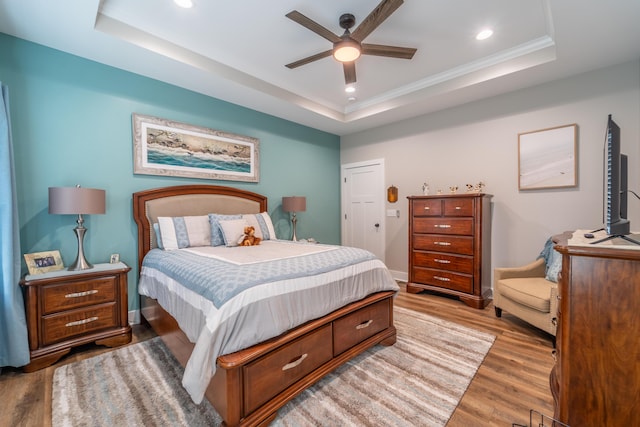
[{"xmin": 20, "ymin": 262, "xmax": 132, "ymax": 372}]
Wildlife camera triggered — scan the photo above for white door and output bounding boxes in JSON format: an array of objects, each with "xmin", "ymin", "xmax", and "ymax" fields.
[{"xmin": 341, "ymin": 159, "xmax": 385, "ymax": 261}]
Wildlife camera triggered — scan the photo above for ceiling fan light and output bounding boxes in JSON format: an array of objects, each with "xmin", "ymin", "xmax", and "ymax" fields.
[{"xmin": 333, "ymin": 41, "xmax": 361, "ymax": 62}]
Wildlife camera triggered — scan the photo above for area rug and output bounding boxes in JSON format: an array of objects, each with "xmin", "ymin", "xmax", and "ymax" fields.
[{"xmin": 52, "ymin": 307, "xmax": 495, "ymax": 426}]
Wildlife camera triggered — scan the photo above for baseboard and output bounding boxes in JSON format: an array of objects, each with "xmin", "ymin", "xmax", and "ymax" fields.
[
  {"xmin": 389, "ymin": 269, "xmax": 408, "ymax": 283},
  {"xmin": 128, "ymin": 309, "xmax": 141, "ymax": 325}
]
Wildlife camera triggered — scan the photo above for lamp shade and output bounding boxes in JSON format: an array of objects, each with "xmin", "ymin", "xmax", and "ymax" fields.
[
  {"xmin": 282, "ymin": 196, "xmax": 306, "ymax": 213},
  {"xmin": 49, "ymin": 186, "xmax": 106, "ymax": 215}
]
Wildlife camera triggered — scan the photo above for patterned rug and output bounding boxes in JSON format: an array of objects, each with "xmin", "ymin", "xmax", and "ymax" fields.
[{"xmin": 52, "ymin": 307, "xmax": 495, "ymax": 426}]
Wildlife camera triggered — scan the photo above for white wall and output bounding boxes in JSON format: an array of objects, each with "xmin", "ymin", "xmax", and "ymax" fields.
[{"xmin": 341, "ymin": 60, "xmax": 640, "ymax": 280}]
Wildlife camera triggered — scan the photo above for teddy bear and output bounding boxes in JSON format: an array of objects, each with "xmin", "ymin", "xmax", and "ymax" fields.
[{"xmin": 238, "ymin": 225, "xmax": 262, "ymax": 246}]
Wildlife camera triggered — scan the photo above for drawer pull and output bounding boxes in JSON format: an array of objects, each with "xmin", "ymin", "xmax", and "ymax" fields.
[
  {"xmin": 282, "ymin": 353, "xmax": 308, "ymax": 371},
  {"xmin": 551, "ymin": 349, "xmax": 557, "ymax": 361},
  {"xmin": 455, "ymin": 206, "xmax": 462, "ymax": 210},
  {"xmin": 65, "ymin": 290, "xmax": 99, "ymax": 298},
  {"xmin": 434, "ymin": 224, "xmax": 451, "ymax": 228},
  {"xmin": 424, "ymin": 206, "xmax": 430, "ymax": 210},
  {"xmin": 434, "ymin": 241, "xmax": 451, "ymax": 246},
  {"xmin": 434, "ymin": 259, "xmax": 451, "ymax": 264},
  {"xmin": 434, "ymin": 276, "xmax": 450, "ymax": 282},
  {"xmin": 356, "ymin": 319, "xmax": 373, "ymax": 330},
  {"xmin": 66, "ymin": 316, "xmax": 99, "ymax": 327},
  {"xmin": 551, "ymin": 317, "xmax": 558, "ymax": 326}
]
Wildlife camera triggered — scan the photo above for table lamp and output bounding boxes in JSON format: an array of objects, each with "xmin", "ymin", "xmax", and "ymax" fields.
[
  {"xmin": 49, "ymin": 185, "xmax": 106, "ymax": 270},
  {"xmin": 282, "ymin": 196, "xmax": 306, "ymax": 241}
]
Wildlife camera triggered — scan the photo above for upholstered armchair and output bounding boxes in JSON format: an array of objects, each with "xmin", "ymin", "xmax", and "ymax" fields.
[{"xmin": 493, "ymin": 255, "xmax": 559, "ymax": 343}]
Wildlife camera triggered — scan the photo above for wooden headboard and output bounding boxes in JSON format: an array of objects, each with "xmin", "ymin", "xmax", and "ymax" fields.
[{"xmin": 132, "ymin": 185, "xmax": 268, "ymax": 272}]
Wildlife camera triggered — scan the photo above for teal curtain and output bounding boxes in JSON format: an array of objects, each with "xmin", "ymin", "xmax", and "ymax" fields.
[{"xmin": 0, "ymin": 82, "xmax": 29, "ymax": 367}]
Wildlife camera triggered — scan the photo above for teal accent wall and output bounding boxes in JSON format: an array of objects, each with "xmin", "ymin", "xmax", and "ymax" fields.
[{"xmin": 0, "ymin": 33, "xmax": 341, "ymax": 310}]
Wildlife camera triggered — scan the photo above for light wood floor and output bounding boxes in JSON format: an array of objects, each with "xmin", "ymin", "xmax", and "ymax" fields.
[{"xmin": 0, "ymin": 285, "xmax": 555, "ymax": 427}]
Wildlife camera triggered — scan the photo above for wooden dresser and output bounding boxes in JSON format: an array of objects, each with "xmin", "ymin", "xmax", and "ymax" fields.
[
  {"xmin": 407, "ymin": 193, "xmax": 492, "ymax": 309},
  {"xmin": 551, "ymin": 235, "xmax": 640, "ymax": 426},
  {"xmin": 20, "ymin": 262, "xmax": 132, "ymax": 372}
]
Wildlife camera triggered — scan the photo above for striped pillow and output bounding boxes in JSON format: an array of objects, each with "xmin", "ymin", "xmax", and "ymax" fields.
[
  {"xmin": 242, "ymin": 212, "xmax": 277, "ymax": 240},
  {"xmin": 157, "ymin": 215, "xmax": 211, "ymax": 250}
]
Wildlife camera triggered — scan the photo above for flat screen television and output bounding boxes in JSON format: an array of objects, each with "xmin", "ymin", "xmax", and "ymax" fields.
[
  {"xmin": 604, "ymin": 115, "xmax": 629, "ymax": 235},
  {"xmin": 593, "ymin": 114, "xmax": 638, "ymax": 244}
]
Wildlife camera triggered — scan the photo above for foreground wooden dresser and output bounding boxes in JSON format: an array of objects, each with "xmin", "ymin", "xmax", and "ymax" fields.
[
  {"xmin": 407, "ymin": 193, "xmax": 492, "ymax": 308},
  {"xmin": 20, "ymin": 262, "xmax": 132, "ymax": 372},
  {"xmin": 551, "ymin": 235, "xmax": 640, "ymax": 425}
]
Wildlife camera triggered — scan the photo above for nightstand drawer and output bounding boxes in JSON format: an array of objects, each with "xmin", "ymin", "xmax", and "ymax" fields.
[
  {"xmin": 42, "ymin": 277, "xmax": 117, "ymax": 314},
  {"xmin": 42, "ymin": 303, "xmax": 118, "ymax": 346}
]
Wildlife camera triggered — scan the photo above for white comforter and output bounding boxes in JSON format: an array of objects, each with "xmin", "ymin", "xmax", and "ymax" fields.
[{"xmin": 138, "ymin": 240, "xmax": 399, "ymax": 403}]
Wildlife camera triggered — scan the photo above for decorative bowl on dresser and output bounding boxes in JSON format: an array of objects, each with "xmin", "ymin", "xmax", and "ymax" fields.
[
  {"xmin": 407, "ymin": 193, "xmax": 492, "ymax": 309},
  {"xmin": 19, "ymin": 262, "xmax": 132, "ymax": 372}
]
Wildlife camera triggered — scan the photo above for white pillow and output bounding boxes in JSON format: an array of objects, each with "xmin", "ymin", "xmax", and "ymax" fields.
[
  {"xmin": 242, "ymin": 212, "xmax": 277, "ymax": 240},
  {"xmin": 157, "ymin": 215, "xmax": 211, "ymax": 250},
  {"xmin": 208, "ymin": 214, "xmax": 242, "ymax": 246},
  {"xmin": 218, "ymin": 218, "xmax": 250, "ymax": 247}
]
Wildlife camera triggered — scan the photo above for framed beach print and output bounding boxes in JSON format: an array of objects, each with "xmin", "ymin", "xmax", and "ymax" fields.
[
  {"xmin": 24, "ymin": 250, "xmax": 65, "ymax": 275},
  {"xmin": 132, "ymin": 114, "xmax": 260, "ymax": 182},
  {"xmin": 518, "ymin": 124, "xmax": 577, "ymax": 190}
]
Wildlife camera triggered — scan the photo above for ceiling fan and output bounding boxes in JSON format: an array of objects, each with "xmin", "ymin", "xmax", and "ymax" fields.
[{"xmin": 285, "ymin": 0, "xmax": 417, "ymax": 85}]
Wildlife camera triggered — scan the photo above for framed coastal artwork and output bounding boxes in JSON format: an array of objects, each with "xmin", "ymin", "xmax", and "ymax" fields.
[
  {"xmin": 132, "ymin": 113, "xmax": 260, "ymax": 182},
  {"xmin": 518, "ymin": 124, "xmax": 577, "ymax": 190}
]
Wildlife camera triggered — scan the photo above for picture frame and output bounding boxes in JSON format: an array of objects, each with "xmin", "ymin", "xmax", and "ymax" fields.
[
  {"xmin": 132, "ymin": 113, "xmax": 260, "ymax": 182},
  {"xmin": 24, "ymin": 250, "xmax": 65, "ymax": 275},
  {"xmin": 518, "ymin": 124, "xmax": 578, "ymax": 190},
  {"xmin": 110, "ymin": 253, "xmax": 120, "ymax": 264}
]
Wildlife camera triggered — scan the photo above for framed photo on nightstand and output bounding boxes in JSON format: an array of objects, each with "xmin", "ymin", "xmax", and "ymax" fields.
[{"xmin": 24, "ymin": 250, "xmax": 64, "ymax": 275}]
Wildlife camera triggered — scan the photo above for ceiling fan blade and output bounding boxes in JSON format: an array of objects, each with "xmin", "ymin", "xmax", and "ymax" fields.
[
  {"xmin": 362, "ymin": 43, "xmax": 416, "ymax": 59},
  {"xmin": 343, "ymin": 62, "xmax": 356, "ymax": 85},
  {"xmin": 351, "ymin": 0, "xmax": 404, "ymax": 42},
  {"xmin": 286, "ymin": 11, "xmax": 342, "ymax": 43},
  {"xmin": 285, "ymin": 50, "xmax": 333, "ymax": 69}
]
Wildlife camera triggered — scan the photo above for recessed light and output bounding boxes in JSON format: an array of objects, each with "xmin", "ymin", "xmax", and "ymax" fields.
[
  {"xmin": 174, "ymin": 0, "xmax": 193, "ymax": 8},
  {"xmin": 348, "ymin": 96, "xmax": 357, "ymax": 102},
  {"xmin": 345, "ymin": 85, "xmax": 356, "ymax": 93},
  {"xmin": 476, "ymin": 29, "xmax": 493, "ymax": 41}
]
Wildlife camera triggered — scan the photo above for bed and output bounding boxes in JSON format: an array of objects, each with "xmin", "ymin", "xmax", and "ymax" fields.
[{"xmin": 132, "ymin": 184, "xmax": 399, "ymax": 426}]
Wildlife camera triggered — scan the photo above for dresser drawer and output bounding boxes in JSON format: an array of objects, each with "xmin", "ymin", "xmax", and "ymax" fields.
[
  {"xmin": 443, "ymin": 198, "xmax": 474, "ymax": 216},
  {"xmin": 42, "ymin": 277, "xmax": 117, "ymax": 314},
  {"xmin": 413, "ymin": 217, "xmax": 473, "ymax": 235},
  {"xmin": 413, "ymin": 234, "xmax": 474, "ymax": 255},
  {"xmin": 333, "ymin": 298, "xmax": 390, "ymax": 356},
  {"xmin": 42, "ymin": 303, "xmax": 119, "ymax": 346},
  {"xmin": 412, "ymin": 199, "xmax": 442, "ymax": 216},
  {"xmin": 412, "ymin": 251, "xmax": 473, "ymax": 274},
  {"xmin": 243, "ymin": 324, "xmax": 332, "ymax": 414},
  {"xmin": 412, "ymin": 267, "xmax": 473, "ymax": 293}
]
